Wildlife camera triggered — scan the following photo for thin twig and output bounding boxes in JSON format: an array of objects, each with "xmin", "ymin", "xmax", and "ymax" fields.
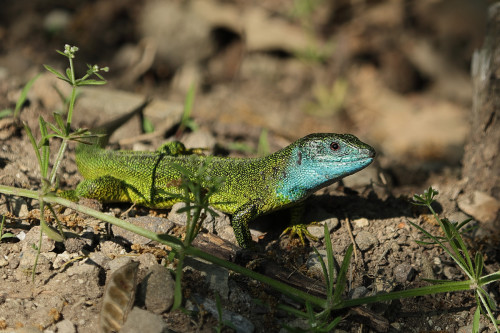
[{"xmin": 344, "ymin": 216, "xmax": 358, "ymax": 263}]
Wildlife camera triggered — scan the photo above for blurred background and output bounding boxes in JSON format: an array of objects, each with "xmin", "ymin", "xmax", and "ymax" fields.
[{"xmin": 0, "ymin": 0, "xmax": 488, "ymax": 185}]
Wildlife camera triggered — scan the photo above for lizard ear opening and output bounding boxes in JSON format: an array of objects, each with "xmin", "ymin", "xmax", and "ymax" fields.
[{"xmin": 297, "ymin": 151, "xmax": 302, "ymax": 165}]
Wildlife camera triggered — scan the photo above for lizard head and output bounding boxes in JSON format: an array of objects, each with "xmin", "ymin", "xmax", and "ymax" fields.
[{"xmin": 276, "ymin": 133, "xmax": 375, "ymax": 200}]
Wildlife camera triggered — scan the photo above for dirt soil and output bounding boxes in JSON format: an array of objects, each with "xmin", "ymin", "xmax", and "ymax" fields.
[{"xmin": 0, "ymin": 0, "xmax": 499, "ymax": 332}]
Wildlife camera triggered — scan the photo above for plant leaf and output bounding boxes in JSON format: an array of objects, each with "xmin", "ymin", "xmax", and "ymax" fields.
[
  {"xmin": 0, "ymin": 109, "xmax": 13, "ymax": 119},
  {"xmin": 38, "ymin": 116, "xmax": 50, "ymax": 178},
  {"xmin": 1, "ymin": 232, "xmax": 15, "ymax": 239},
  {"xmin": 66, "ymin": 68, "xmax": 73, "ymax": 82},
  {"xmin": 472, "ymin": 306, "xmax": 480, "ymax": 333},
  {"xmin": 76, "ymin": 79, "xmax": 107, "ymax": 86},
  {"xmin": 43, "ymin": 64, "xmax": 66, "ymax": 81}
]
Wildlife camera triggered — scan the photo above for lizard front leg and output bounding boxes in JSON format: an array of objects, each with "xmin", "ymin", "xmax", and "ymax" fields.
[
  {"xmin": 157, "ymin": 141, "xmax": 205, "ymax": 156},
  {"xmin": 231, "ymin": 200, "xmax": 263, "ymax": 248},
  {"xmin": 281, "ymin": 203, "xmax": 318, "ymax": 245}
]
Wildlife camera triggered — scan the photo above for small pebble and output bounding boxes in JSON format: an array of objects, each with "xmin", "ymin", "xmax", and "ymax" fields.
[
  {"xmin": 393, "ymin": 263, "xmax": 416, "ymax": 283},
  {"xmin": 64, "ymin": 236, "xmax": 92, "ymax": 253},
  {"xmin": 353, "ymin": 218, "xmax": 369, "ymax": 228},
  {"xmin": 121, "ymin": 307, "xmax": 170, "ymax": 333},
  {"xmin": 355, "ymin": 230, "xmax": 378, "ymax": 251},
  {"xmin": 142, "ymin": 264, "xmax": 175, "ymax": 314},
  {"xmin": 0, "ymin": 258, "xmax": 8, "ymax": 267},
  {"xmin": 306, "ymin": 249, "xmax": 327, "ymax": 274},
  {"xmin": 349, "ymin": 286, "xmax": 368, "ymax": 299},
  {"xmin": 56, "ymin": 319, "xmax": 76, "ymax": 333}
]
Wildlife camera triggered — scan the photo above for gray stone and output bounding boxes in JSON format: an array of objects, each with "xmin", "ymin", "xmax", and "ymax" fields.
[
  {"xmin": 306, "ymin": 249, "xmax": 328, "ymax": 276},
  {"xmin": 168, "ymin": 202, "xmax": 232, "ymax": 242},
  {"xmin": 355, "ymin": 230, "xmax": 378, "ymax": 251},
  {"xmin": 0, "ymin": 258, "xmax": 8, "ymax": 267},
  {"xmin": 121, "ymin": 307, "xmax": 171, "ymax": 333},
  {"xmin": 7, "ymin": 253, "xmax": 20, "ymax": 270},
  {"xmin": 184, "ymin": 257, "xmax": 230, "ymax": 299},
  {"xmin": 136, "ymin": 253, "xmax": 158, "ymax": 270},
  {"xmin": 306, "ymin": 219, "xmax": 339, "ymax": 239},
  {"xmin": 22, "ymin": 226, "xmax": 55, "ymax": 253},
  {"xmin": 139, "ymin": 1, "xmax": 213, "ymax": 68},
  {"xmin": 141, "ymin": 264, "xmax": 175, "ymax": 314},
  {"xmin": 64, "ymin": 236, "xmax": 92, "ymax": 253},
  {"xmin": 458, "ymin": 191, "xmax": 500, "ymax": 224},
  {"xmin": 55, "ymin": 319, "xmax": 76, "ymax": 333},
  {"xmin": 349, "ymin": 286, "xmax": 369, "ymax": 299},
  {"xmin": 66, "ymin": 262, "xmax": 100, "ymax": 278},
  {"xmin": 182, "ymin": 129, "xmax": 217, "ymax": 150},
  {"xmin": 108, "ymin": 256, "xmax": 133, "ymax": 275},
  {"xmin": 52, "ymin": 251, "xmax": 71, "ymax": 269},
  {"xmin": 353, "ymin": 218, "xmax": 369, "ymax": 228},
  {"xmin": 393, "ymin": 263, "xmax": 416, "ymax": 283},
  {"xmin": 99, "ymin": 240, "xmax": 126, "ymax": 258},
  {"xmin": 87, "ymin": 251, "xmax": 110, "ymax": 269},
  {"xmin": 218, "ymin": 225, "xmax": 238, "ymax": 244},
  {"xmin": 112, "ymin": 216, "xmax": 175, "ymax": 245},
  {"xmin": 304, "ymin": 205, "xmax": 339, "ymax": 240},
  {"xmin": 19, "ymin": 245, "xmax": 51, "ymax": 270}
]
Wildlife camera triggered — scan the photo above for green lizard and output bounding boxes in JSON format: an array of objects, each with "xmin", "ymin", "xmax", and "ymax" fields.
[{"xmin": 64, "ymin": 103, "xmax": 375, "ymax": 248}]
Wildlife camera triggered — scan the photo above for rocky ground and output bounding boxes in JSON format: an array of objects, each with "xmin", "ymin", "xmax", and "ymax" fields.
[{"xmin": 0, "ymin": 0, "xmax": 498, "ymax": 332}]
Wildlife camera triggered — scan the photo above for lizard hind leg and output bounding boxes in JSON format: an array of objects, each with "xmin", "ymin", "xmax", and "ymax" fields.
[{"xmin": 75, "ymin": 175, "xmax": 138, "ymax": 204}]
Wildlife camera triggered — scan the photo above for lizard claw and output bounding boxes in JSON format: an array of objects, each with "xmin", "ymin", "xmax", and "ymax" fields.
[{"xmin": 281, "ymin": 223, "xmax": 319, "ymax": 245}]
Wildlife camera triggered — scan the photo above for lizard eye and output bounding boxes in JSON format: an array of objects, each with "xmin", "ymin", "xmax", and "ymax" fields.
[{"xmin": 330, "ymin": 142, "xmax": 340, "ymax": 151}]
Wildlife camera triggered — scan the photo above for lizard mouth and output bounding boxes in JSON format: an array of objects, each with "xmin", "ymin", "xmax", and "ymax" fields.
[{"xmin": 358, "ymin": 147, "xmax": 376, "ymax": 160}]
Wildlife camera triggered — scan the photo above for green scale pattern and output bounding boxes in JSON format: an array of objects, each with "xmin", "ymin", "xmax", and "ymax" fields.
[{"xmin": 71, "ymin": 133, "xmax": 375, "ymax": 248}]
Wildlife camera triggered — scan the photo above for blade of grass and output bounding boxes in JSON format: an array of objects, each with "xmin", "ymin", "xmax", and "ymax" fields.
[
  {"xmin": 176, "ymin": 83, "xmax": 196, "ymax": 136},
  {"xmin": 332, "ymin": 244, "xmax": 353, "ymax": 304},
  {"xmin": 324, "ymin": 224, "xmax": 336, "ymax": 296},
  {"xmin": 14, "ymin": 74, "xmax": 40, "ymax": 119}
]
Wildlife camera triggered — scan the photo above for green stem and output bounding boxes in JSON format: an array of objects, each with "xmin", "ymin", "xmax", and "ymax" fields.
[
  {"xmin": 66, "ymin": 87, "xmax": 76, "ymax": 133},
  {"xmin": 172, "ymin": 250, "xmax": 185, "ymax": 310},
  {"xmin": 0, "ymin": 215, "xmax": 5, "ymax": 240},
  {"xmin": 49, "ymin": 139, "xmax": 68, "ymax": 186},
  {"xmin": 32, "ymin": 200, "xmax": 45, "ymax": 282},
  {"xmin": 477, "ymin": 291, "xmax": 500, "ymax": 332},
  {"xmin": 337, "ymin": 279, "xmax": 472, "ymax": 309},
  {"xmin": 68, "ymin": 56, "xmax": 75, "ymax": 85}
]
